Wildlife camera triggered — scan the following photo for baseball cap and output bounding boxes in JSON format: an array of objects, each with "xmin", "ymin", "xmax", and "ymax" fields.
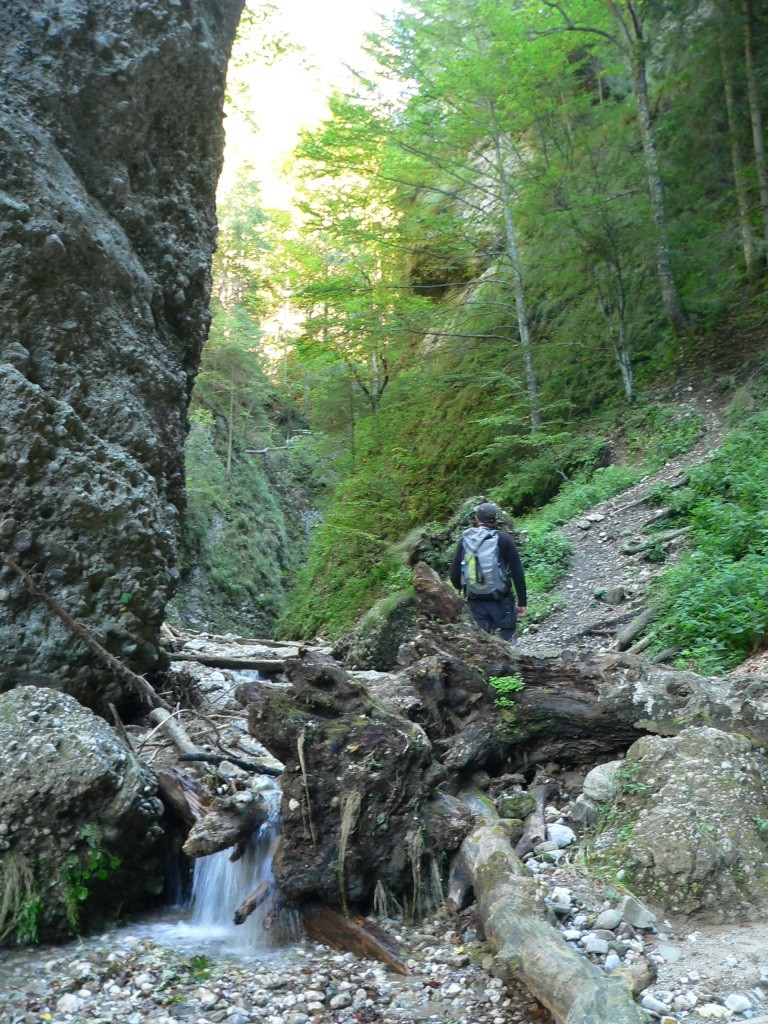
[{"xmin": 475, "ymin": 502, "xmax": 499, "ymax": 523}]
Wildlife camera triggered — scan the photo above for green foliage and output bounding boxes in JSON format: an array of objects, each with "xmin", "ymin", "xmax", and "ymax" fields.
[
  {"xmin": 487, "ymin": 674, "xmax": 525, "ymax": 739},
  {"xmin": 63, "ymin": 826, "xmax": 122, "ymax": 934},
  {"xmin": 651, "ymin": 412, "xmax": 768, "ymax": 673},
  {"xmin": 190, "ymin": 0, "xmax": 768, "ymax": 648},
  {"xmin": 488, "ymin": 674, "xmax": 525, "ymax": 708}
]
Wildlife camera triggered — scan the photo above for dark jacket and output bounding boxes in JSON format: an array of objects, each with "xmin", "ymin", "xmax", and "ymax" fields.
[{"xmin": 449, "ymin": 528, "xmax": 527, "ymax": 605}]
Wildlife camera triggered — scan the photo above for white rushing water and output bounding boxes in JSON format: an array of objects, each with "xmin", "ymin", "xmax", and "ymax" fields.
[
  {"xmin": 186, "ymin": 782, "xmax": 283, "ymax": 950},
  {"xmin": 142, "ymin": 778, "xmax": 297, "ymax": 956}
]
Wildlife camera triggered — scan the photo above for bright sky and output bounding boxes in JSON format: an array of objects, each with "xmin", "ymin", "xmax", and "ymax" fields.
[{"xmin": 219, "ymin": 0, "xmax": 402, "ymax": 208}]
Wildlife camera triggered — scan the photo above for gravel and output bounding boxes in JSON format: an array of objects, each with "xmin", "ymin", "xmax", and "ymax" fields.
[{"xmin": 0, "ymin": 915, "xmax": 552, "ymax": 1024}]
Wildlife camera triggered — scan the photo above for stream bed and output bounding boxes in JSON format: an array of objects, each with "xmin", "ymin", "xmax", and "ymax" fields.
[{"xmin": 0, "ymin": 908, "xmax": 548, "ymax": 1024}]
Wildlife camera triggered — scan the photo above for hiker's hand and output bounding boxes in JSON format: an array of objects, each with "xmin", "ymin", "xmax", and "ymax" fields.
[{"xmin": 517, "ymin": 605, "xmax": 526, "ymax": 617}]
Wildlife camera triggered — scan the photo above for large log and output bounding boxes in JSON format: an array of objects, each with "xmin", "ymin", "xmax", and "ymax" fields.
[
  {"xmin": 396, "ymin": 616, "xmax": 768, "ymax": 772},
  {"xmin": 182, "ymin": 789, "xmax": 272, "ymax": 858},
  {"xmin": 156, "ymin": 768, "xmax": 210, "ymax": 826},
  {"xmin": 461, "ymin": 823, "xmax": 649, "ymax": 1023}
]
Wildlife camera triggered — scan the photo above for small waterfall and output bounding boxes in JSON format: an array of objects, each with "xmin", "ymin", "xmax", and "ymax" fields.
[{"xmin": 184, "ymin": 780, "xmax": 288, "ymax": 951}]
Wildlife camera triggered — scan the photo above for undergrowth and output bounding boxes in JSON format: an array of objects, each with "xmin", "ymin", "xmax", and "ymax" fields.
[{"xmin": 650, "ymin": 411, "xmax": 768, "ymax": 674}]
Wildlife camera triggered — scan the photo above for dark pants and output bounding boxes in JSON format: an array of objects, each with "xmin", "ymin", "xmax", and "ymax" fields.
[{"xmin": 467, "ymin": 595, "xmax": 518, "ymax": 643}]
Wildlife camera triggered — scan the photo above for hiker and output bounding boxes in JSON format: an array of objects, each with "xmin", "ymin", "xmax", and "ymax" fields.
[{"xmin": 449, "ymin": 502, "xmax": 527, "ymax": 644}]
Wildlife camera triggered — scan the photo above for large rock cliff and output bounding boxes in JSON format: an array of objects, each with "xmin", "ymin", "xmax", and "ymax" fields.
[{"xmin": 0, "ymin": 0, "xmax": 243, "ymax": 707}]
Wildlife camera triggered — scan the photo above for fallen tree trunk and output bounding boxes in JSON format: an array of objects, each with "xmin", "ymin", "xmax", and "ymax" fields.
[
  {"xmin": 619, "ymin": 526, "xmax": 689, "ymax": 555},
  {"xmin": 300, "ymin": 903, "xmax": 408, "ymax": 975},
  {"xmin": 615, "ymin": 608, "xmax": 656, "ymax": 651},
  {"xmin": 396, "ymin": 604, "xmax": 768, "ymax": 773},
  {"xmin": 148, "ymin": 708, "xmax": 199, "ymax": 756},
  {"xmin": 169, "ymin": 652, "xmax": 286, "ymax": 673},
  {"xmin": 460, "ymin": 823, "xmax": 649, "ymax": 1023},
  {"xmin": 178, "ymin": 752, "xmax": 282, "ymax": 777}
]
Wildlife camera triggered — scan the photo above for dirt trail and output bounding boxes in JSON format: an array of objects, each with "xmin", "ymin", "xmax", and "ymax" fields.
[{"xmin": 521, "ymin": 387, "xmax": 727, "ymax": 657}]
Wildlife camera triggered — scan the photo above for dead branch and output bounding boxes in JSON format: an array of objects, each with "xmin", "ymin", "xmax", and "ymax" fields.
[
  {"xmin": 179, "ymin": 752, "xmax": 282, "ymax": 777},
  {"xmin": 234, "ymin": 881, "xmax": 274, "ymax": 925},
  {"xmin": 169, "ymin": 652, "xmax": 286, "ymax": 673}
]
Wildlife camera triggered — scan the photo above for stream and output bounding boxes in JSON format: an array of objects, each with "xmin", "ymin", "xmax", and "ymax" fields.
[{"xmin": 0, "ymin": 780, "xmax": 545, "ymax": 1024}]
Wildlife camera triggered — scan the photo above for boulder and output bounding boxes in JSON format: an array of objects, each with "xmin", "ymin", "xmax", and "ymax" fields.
[
  {"xmin": 593, "ymin": 727, "xmax": 768, "ymax": 921},
  {"xmin": 0, "ymin": 0, "xmax": 243, "ymax": 709},
  {"xmin": 0, "ymin": 687, "xmax": 165, "ymax": 944},
  {"xmin": 582, "ymin": 760, "xmax": 622, "ymax": 803}
]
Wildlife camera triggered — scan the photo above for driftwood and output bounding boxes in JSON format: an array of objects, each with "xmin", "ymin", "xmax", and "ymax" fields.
[
  {"xmin": 183, "ymin": 789, "xmax": 272, "ymax": 858},
  {"xmin": 648, "ymin": 645, "xmax": 682, "ymax": 665},
  {"xmin": 459, "ymin": 823, "xmax": 648, "ymax": 1023},
  {"xmin": 615, "ymin": 608, "xmax": 656, "ymax": 651},
  {"xmin": 179, "ymin": 752, "xmax": 282, "ymax": 777},
  {"xmin": 625, "ymin": 634, "xmax": 654, "ymax": 656},
  {"xmin": 169, "ymin": 652, "xmax": 286, "ymax": 673},
  {"xmin": 514, "ymin": 783, "xmax": 550, "ymax": 859},
  {"xmin": 233, "ymin": 881, "xmax": 274, "ymax": 925},
  {"xmin": 300, "ymin": 904, "xmax": 408, "ymax": 975},
  {"xmin": 156, "ymin": 768, "xmax": 210, "ymax": 826},
  {"xmin": 640, "ymin": 507, "xmax": 674, "ymax": 531},
  {"xmin": 148, "ymin": 708, "xmax": 199, "ymax": 755},
  {"xmin": 2, "ymin": 553, "xmax": 172, "ymax": 711}
]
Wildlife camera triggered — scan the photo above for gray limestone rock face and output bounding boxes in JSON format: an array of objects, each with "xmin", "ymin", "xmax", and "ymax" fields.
[
  {"xmin": 0, "ymin": 0, "xmax": 244, "ymax": 708},
  {"xmin": 0, "ymin": 686, "xmax": 165, "ymax": 945},
  {"xmin": 595, "ymin": 727, "xmax": 768, "ymax": 922}
]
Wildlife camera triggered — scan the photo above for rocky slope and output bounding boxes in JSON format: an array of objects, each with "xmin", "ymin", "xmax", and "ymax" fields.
[
  {"xmin": 0, "ymin": 0, "xmax": 243, "ymax": 709},
  {"xmin": 521, "ymin": 384, "xmax": 728, "ymax": 657}
]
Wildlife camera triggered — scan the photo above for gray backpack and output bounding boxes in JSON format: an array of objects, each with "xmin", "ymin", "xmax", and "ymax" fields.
[{"xmin": 460, "ymin": 527, "xmax": 509, "ymax": 597}]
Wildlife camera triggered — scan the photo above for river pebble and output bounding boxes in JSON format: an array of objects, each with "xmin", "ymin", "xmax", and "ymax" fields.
[{"xmin": 0, "ymin": 914, "xmax": 554, "ymax": 1024}]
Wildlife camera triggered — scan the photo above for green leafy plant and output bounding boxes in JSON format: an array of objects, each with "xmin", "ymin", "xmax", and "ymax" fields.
[
  {"xmin": 651, "ymin": 412, "xmax": 768, "ymax": 674},
  {"xmin": 488, "ymin": 674, "xmax": 525, "ymax": 708},
  {"xmin": 63, "ymin": 827, "xmax": 122, "ymax": 933}
]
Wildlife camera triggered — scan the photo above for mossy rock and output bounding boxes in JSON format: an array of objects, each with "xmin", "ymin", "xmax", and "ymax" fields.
[
  {"xmin": 346, "ymin": 591, "xmax": 418, "ymax": 671},
  {"xmin": 497, "ymin": 791, "xmax": 536, "ymax": 820}
]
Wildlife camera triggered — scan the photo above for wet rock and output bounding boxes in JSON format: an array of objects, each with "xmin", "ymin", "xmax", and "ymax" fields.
[{"xmin": 0, "ymin": 688, "xmax": 164, "ymax": 946}]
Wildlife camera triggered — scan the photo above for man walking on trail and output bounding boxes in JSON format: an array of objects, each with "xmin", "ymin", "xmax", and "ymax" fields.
[{"xmin": 449, "ymin": 502, "xmax": 527, "ymax": 644}]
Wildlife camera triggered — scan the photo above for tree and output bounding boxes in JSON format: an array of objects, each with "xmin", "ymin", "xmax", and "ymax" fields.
[
  {"xmin": 742, "ymin": 0, "xmax": 768, "ymax": 265},
  {"xmin": 537, "ymin": 0, "xmax": 689, "ymax": 331}
]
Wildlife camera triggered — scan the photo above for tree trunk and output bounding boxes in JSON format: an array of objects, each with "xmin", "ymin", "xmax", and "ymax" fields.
[
  {"xmin": 458, "ymin": 822, "xmax": 649, "ymax": 1023},
  {"xmin": 168, "ymin": 651, "xmax": 286, "ymax": 673},
  {"xmin": 743, "ymin": 0, "xmax": 768, "ymax": 265},
  {"xmin": 628, "ymin": 52, "xmax": 688, "ymax": 331},
  {"xmin": 493, "ymin": 132, "xmax": 542, "ymax": 432},
  {"xmin": 720, "ymin": 3, "xmax": 759, "ymax": 273}
]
